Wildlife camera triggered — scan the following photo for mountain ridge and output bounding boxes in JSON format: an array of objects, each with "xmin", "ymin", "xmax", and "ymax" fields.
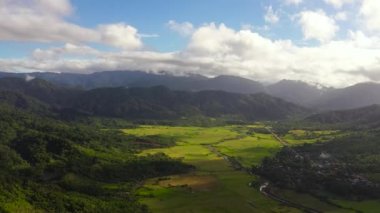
[
  {"xmin": 0, "ymin": 77, "xmax": 309, "ymax": 122},
  {"xmin": 1, "ymin": 71, "xmax": 380, "ymax": 110},
  {"xmin": 306, "ymin": 104, "xmax": 380, "ymax": 127}
]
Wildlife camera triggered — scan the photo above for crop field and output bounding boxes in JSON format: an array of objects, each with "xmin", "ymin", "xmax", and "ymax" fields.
[
  {"xmin": 123, "ymin": 126, "xmax": 239, "ymax": 145},
  {"xmin": 283, "ymin": 129, "xmax": 344, "ymax": 145},
  {"xmin": 214, "ymin": 134, "xmax": 282, "ymax": 167},
  {"xmin": 124, "ymin": 125, "xmax": 372, "ymax": 213}
]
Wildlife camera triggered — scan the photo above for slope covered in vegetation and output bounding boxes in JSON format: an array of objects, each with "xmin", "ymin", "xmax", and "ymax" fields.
[{"xmin": 0, "ymin": 105, "xmax": 192, "ymax": 212}]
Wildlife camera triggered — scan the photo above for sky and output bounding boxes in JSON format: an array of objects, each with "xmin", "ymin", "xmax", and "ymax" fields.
[{"xmin": 0, "ymin": 0, "xmax": 380, "ymax": 87}]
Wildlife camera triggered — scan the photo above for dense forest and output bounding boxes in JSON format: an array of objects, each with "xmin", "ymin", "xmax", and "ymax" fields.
[
  {"xmin": 0, "ymin": 104, "xmax": 192, "ymax": 212},
  {"xmin": 253, "ymin": 132, "xmax": 380, "ymax": 200}
]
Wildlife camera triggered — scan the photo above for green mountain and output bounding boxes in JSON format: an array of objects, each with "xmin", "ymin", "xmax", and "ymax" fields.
[
  {"xmin": 0, "ymin": 78, "xmax": 308, "ymax": 122},
  {"xmin": 0, "ymin": 77, "xmax": 82, "ymax": 106},
  {"xmin": 3, "ymin": 71, "xmax": 380, "ymax": 111},
  {"xmin": 0, "ymin": 71, "xmax": 266, "ymax": 94},
  {"xmin": 0, "ymin": 90, "xmax": 49, "ymax": 113},
  {"xmin": 69, "ymin": 86, "xmax": 309, "ymax": 121},
  {"xmin": 306, "ymin": 105, "xmax": 380, "ymax": 127}
]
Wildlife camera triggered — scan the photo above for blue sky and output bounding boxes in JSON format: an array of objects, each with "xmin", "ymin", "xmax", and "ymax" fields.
[
  {"xmin": 3, "ymin": 0, "xmax": 271, "ymax": 54},
  {"xmin": 45, "ymin": 0, "xmax": 357, "ymax": 49},
  {"xmin": 0, "ymin": 0, "xmax": 318, "ymax": 55},
  {"xmin": 0, "ymin": 0, "xmax": 380, "ymax": 87}
]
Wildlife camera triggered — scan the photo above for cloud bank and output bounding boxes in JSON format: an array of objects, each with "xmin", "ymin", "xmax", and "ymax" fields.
[{"xmin": 0, "ymin": 0, "xmax": 143, "ymax": 49}]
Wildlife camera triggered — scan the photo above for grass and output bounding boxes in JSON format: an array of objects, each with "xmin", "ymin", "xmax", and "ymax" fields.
[
  {"xmin": 138, "ymin": 167, "xmax": 298, "ymax": 213},
  {"xmin": 283, "ymin": 129, "xmax": 344, "ymax": 146},
  {"xmin": 274, "ymin": 189, "xmax": 355, "ymax": 213},
  {"xmin": 124, "ymin": 125, "xmax": 239, "ymax": 145},
  {"xmin": 215, "ymin": 133, "xmax": 282, "ymax": 167},
  {"xmin": 124, "ymin": 126, "xmax": 198, "ymax": 138},
  {"xmin": 331, "ymin": 199, "xmax": 380, "ymax": 213}
]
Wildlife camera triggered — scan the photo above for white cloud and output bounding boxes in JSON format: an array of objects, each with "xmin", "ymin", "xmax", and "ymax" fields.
[
  {"xmin": 35, "ymin": 0, "xmax": 74, "ymax": 16},
  {"xmin": 347, "ymin": 30, "xmax": 380, "ymax": 48},
  {"xmin": 0, "ymin": 0, "xmax": 144, "ymax": 50},
  {"xmin": 360, "ymin": 0, "xmax": 380, "ymax": 32},
  {"xmin": 32, "ymin": 43, "xmax": 100, "ymax": 60},
  {"xmin": 183, "ymin": 23, "xmax": 380, "ymax": 87},
  {"xmin": 0, "ymin": 0, "xmax": 98, "ymax": 43},
  {"xmin": 264, "ymin": 6, "xmax": 279, "ymax": 24},
  {"xmin": 98, "ymin": 23, "xmax": 142, "ymax": 50},
  {"xmin": 3, "ymin": 23, "xmax": 380, "ymax": 87},
  {"xmin": 324, "ymin": 0, "xmax": 354, "ymax": 9},
  {"xmin": 167, "ymin": 20, "xmax": 194, "ymax": 36},
  {"xmin": 298, "ymin": 10, "xmax": 339, "ymax": 43},
  {"xmin": 284, "ymin": 0, "xmax": 303, "ymax": 5},
  {"xmin": 335, "ymin": 11, "xmax": 348, "ymax": 21}
]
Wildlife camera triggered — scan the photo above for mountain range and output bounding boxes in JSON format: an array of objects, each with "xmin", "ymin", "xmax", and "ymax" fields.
[
  {"xmin": 1, "ymin": 70, "xmax": 380, "ymax": 110},
  {"xmin": 0, "ymin": 77, "xmax": 307, "ymax": 122}
]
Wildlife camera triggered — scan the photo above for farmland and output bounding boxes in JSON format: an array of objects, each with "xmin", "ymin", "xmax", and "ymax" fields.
[{"xmin": 124, "ymin": 125, "xmax": 361, "ymax": 213}]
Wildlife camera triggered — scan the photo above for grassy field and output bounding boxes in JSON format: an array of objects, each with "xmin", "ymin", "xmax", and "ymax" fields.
[
  {"xmin": 283, "ymin": 129, "xmax": 344, "ymax": 145},
  {"xmin": 125, "ymin": 125, "xmax": 297, "ymax": 212},
  {"xmin": 123, "ymin": 125, "xmax": 363, "ymax": 213},
  {"xmin": 215, "ymin": 133, "xmax": 281, "ymax": 167}
]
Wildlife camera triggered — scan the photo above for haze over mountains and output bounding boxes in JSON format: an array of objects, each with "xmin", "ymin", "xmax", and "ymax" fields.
[
  {"xmin": 0, "ymin": 77, "xmax": 307, "ymax": 122},
  {"xmin": 307, "ymin": 105, "xmax": 380, "ymax": 127},
  {"xmin": 1, "ymin": 70, "xmax": 380, "ymax": 110}
]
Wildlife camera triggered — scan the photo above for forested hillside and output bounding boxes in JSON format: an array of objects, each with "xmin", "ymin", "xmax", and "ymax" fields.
[
  {"xmin": 306, "ymin": 105, "xmax": 380, "ymax": 128},
  {"xmin": 0, "ymin": 105, "xmax": 192, "ymax": 212},
  {"xmin": 0, "ymin": 77, "xmax": 308, "ymax": 122},
  {"xmin": 70, "ymin": 86, "xmax": 308, "ymax": 121}
]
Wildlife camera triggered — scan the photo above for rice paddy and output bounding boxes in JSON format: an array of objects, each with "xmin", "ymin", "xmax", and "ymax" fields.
[{"xmin": 123, "ymin": 125, "xmax": 374, "ymax": 213}]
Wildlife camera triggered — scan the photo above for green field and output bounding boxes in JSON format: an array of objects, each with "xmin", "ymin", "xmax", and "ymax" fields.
[
  {"xmin": 127, "ymin": 126, "xmax": 294, "ymax": 213},
  {"xmin": 283, "ymin": 129, "xmax": 344, "ymax": 145},
  {"xmin": 215, "ymin": 134, "xmax": 281, "ymax": 167},
  {"xmin": 124, "ymin": 125, "xmax": 363, "ymax": 213}
]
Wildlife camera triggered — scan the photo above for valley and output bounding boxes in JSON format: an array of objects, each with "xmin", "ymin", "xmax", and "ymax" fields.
[
  {"xmin": 124, "ymin": 125, "xmax": 379, "ymax": 213},
  {"xmin": 2, "ymin": 0, "xmax": 380, "ymax": 212},
  {"xmin": 0, "ymin": 76, "xmax": 379, "ymax": 212}
]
